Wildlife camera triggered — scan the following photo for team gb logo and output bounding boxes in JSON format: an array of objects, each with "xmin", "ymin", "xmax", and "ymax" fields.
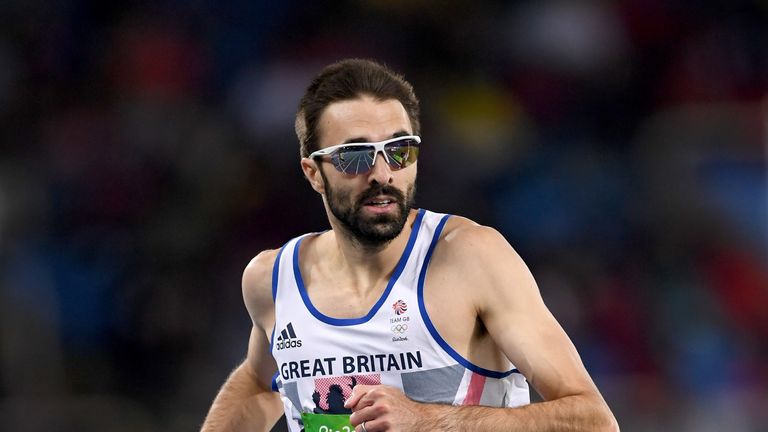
[{"xmin": 392, "ymin": 300, "xmax": 408, "ymax": 315}]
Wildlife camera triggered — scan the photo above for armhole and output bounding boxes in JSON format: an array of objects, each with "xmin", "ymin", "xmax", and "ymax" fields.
[
  {"xmin": 417, "ymin": 215, "xmax": 519, "ymax": 379},
  {"xmin": 271, "ymin": 244, "xmax": 287, "ymax": 302},
  {"xmin": 271, "ymin": 371, "xmax": 280, "ymax": 392},
  {"xmin": 268, "ymin": 243, "xmax": 289, "ymax": 353}
]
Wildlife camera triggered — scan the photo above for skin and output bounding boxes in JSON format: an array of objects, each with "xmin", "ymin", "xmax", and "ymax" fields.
[{"xmin": 201, "ymin": 95, "xmax": 619, "ymax": 431}]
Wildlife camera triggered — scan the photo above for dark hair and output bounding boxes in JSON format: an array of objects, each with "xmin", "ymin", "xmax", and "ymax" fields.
[{"xmin": 295, "ymin": 59, "xmax": 420, "ymax": 157}]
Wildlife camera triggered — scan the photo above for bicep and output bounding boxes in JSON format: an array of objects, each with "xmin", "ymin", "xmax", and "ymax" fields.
[
  {"xmin": 487, "ymin": 293, "xmax": 595, "ymax": 401},
  {"xmin": 241, "ymin": 249, "xmax": 280, "ymax": 391},
  {"xmin": 239, "ymin": 322, "xmax": 283, "ymax": 428},
  {"xmin": 473, "ymin": 239, "xmax": 598, "ymax": 401},
  {"xmin": 245, "ymin": 325, "xmax": 279, "ymax": 391}
]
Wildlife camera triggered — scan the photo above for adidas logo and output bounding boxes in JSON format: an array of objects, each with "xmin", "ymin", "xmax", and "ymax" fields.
[{"xmin": 275, "ymin": 322, "xmax": 302, "ymax": 350}]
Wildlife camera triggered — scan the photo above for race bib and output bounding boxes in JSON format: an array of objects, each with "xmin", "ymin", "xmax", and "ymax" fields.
[{"xmin": 300, "ymin": 412, "xmax": 354, "ymax": 432}]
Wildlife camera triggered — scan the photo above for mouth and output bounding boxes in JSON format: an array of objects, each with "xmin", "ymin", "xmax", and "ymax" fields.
[{"xmin": 363, "ymin": 196, "xmax": 396, "ymax": 207}]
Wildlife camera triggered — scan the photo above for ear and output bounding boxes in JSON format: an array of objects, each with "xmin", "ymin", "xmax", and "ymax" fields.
[{"xmin": 300, "ymin": 158, "xmax": 325, "ymax": 194}]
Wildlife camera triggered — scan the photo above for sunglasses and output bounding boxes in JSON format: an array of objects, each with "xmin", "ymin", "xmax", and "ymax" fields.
[{"xmin": 309, "ymin": 135, "xmax": 421, "ymax": 175}]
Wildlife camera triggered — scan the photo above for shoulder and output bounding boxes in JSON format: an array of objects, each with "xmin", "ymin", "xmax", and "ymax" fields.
[
  {"xmin": 435, "ymin": 215, "xmax": 524, "ymax": 265},
  {"xmin": 242, "ymin": 248, "xmax": 281, "ymax": 327},
  {"xmin": 430, "ymin": 215, "xmax": 536, "ymax": 302}
]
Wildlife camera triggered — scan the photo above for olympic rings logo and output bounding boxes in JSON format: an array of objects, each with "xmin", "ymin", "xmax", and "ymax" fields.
[{"xmin": 391, "ymin": 324, "xmax": 408, "ymax": 333}]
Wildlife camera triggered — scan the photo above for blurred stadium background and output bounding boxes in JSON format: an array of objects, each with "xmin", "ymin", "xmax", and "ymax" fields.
[{"xmin": 1, "ymin": 1, "xmax": 767, "ymax": 431}]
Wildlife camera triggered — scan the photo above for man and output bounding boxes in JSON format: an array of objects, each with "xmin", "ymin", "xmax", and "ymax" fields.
[{"xmin": 202, "ymin": 59, "xmax": 618, "ymax": 432}]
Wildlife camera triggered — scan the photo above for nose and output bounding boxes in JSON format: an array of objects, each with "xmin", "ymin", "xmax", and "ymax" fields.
[{"xmin": 367, "ymin": 150, "xmax": 394, "ymax": 185}]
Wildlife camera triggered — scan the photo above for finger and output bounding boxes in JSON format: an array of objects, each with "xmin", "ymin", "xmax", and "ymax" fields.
[
  {"xmin": 349, "ymin": 405, "xmax": 377, "ymax": 427},
  {"xmin": 356, "ymin": 419, "xmax": 382, "ymax": 432},
  {"xmin": 344, "ymin": 384, "xmax": 374, "ymax": 409},
  {"xmin": 348, "ymin": 388, "xmax": 380, "ymax": 413}
]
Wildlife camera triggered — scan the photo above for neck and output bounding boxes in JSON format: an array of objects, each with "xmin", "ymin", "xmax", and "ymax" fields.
[{"xmin": 324, "ymin": 209, "xmax": 417, "ymax": 290}]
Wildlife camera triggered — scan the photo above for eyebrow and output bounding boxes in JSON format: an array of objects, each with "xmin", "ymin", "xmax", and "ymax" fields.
[{"xmin": 342, "ymin": 131, "xmax": 410, "ymax": 144}]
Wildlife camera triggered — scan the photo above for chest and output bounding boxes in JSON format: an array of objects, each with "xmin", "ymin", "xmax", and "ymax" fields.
[
  {"xmin": 297, "ymin": 270, "xmax": 480, "ymax": 352},
  {"xmin": 271, "ymin": 272, "xmax": 505, "ymax": 388}
]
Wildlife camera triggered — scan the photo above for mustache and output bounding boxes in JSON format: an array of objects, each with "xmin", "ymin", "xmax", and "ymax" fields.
[{"xmin": 356, "ymin": 184, "xmax": 406, "ymax": 206}]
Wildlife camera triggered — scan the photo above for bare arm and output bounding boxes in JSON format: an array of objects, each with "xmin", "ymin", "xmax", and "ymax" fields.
[
  {"xmin": 346, "ymin": 223, "xmax": 618, "ymax": 431},
  {"xmin": 201, "ymin": 251, "xmax": 284, "ymax": 432}
]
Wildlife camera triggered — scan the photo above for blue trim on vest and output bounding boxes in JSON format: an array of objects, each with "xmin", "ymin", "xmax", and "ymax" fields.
[
  {"xmin": 293, "ymin": 208, "xmax": 426, "ymax": 326},
  {"xmin": 271, "ymin": 244, "xmax": 287, "ymax": 302},
  {"xmin": 417, "ymin": 214, "xmax": 520, "ymax": 379},
  {"xmin": 271, "ymin": 371, "xmax": 279, "ymax": 392},
  {"xmin": 269, "ymin": 242, "xmax": 290, "ymax": 354}
]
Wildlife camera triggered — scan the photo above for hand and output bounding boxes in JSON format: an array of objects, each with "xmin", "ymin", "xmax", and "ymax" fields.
[{"xmin": 344, "ymin": 385, "xmax": 427, "ymax": 432}]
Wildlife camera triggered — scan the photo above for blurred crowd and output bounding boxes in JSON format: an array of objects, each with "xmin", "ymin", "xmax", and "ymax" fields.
[{"xmin": 0, "ymin": 1, "xmax": 767, "ymax": 431}]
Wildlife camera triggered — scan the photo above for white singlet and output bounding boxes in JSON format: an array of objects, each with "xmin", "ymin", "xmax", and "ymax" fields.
[{"xmin": 270, "ymin": 209, "xmax": 530, "ymax": 431}]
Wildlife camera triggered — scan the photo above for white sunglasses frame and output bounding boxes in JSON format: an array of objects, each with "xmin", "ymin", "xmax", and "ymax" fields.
[{"xmin": 308, "ymin": 135, "xmax": 421, "ymax": 173}]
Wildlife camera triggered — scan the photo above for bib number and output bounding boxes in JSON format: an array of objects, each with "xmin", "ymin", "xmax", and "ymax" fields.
[{"xmin": 300, "ymin": 412, "xmax": 353, "ymax": 432}]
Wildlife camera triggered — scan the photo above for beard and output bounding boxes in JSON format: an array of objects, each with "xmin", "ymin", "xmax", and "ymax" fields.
[{"xmin": 319, "ymin": 168, "xmax": 416, "ymax": 249}]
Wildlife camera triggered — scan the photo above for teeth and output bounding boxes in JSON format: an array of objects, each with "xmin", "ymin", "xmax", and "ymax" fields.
[{"xmin": 365, "ymin": 195, "xmax": 394, "ymax": 206}]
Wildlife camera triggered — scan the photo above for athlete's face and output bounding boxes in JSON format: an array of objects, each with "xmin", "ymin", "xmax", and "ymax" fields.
[{"xmin": 301, "ymin": 96, "xmax": 417, "ymax": 247}]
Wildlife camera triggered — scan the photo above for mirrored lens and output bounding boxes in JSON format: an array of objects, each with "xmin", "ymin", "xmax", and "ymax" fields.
[
  {"xmin": 331, "ymin": 146, "xmax": 375, "ymax": 174},
  {"xmin": 384, "ymin": 139, "xmax": 419, "ymax": 169}
]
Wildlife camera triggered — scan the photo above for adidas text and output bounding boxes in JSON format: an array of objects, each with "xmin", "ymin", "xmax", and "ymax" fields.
[{"xmin": 276, "ymin": 339, "xmax": 303, "ymax": 350}]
